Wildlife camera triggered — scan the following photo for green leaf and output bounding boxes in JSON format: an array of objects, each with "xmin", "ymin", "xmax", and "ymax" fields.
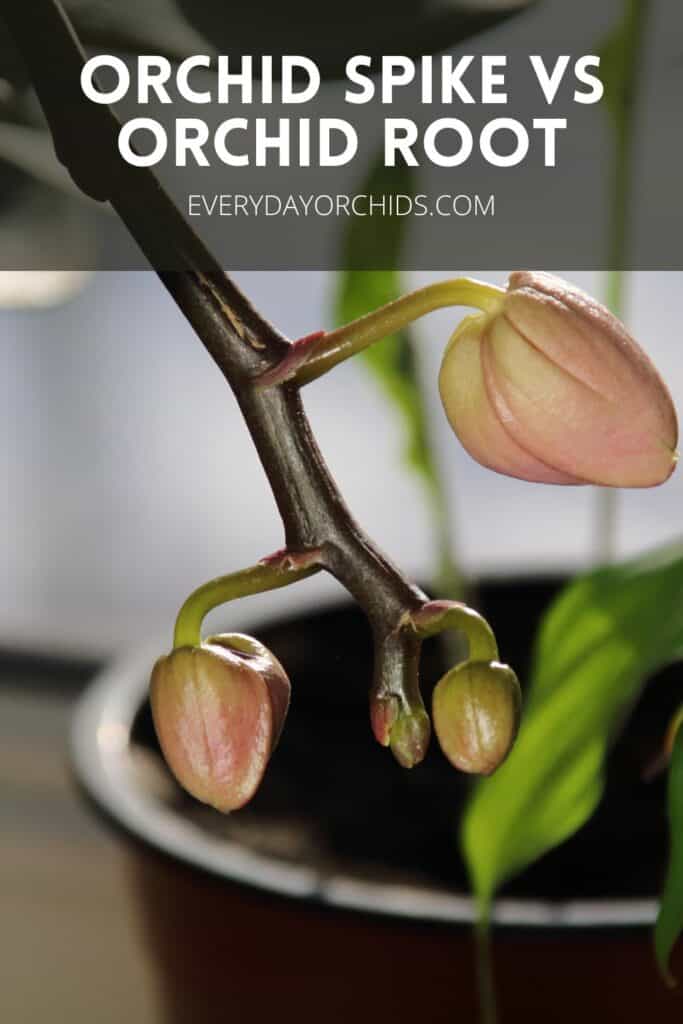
[
  {"xmin": 656, "ymin": 718, "xmax": 683, "ymax": 985},
  {"xmin": 335, "ymin": 157, "xmax": 437, "ymax": 488},
  {"xmin": 462, "ymin": 543, "xmax": 683, "ymax": 914},
  {"xmin": 597, "ymin": 0, "xmax": 650, "ymax": 284},
  {"xmin": 598, "ymin": 0, "xmax": 645, "ymax": 125}
]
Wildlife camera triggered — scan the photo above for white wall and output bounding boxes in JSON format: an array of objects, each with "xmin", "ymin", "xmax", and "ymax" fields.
[{"xmin": 2, "ymin": 270, "xmax": 682, "ymax": 656}]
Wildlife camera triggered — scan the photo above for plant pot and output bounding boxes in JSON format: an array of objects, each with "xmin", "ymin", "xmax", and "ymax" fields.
[{"xmin": 71, "ymin": 576, "xmax": 683, "ymax": 1022}]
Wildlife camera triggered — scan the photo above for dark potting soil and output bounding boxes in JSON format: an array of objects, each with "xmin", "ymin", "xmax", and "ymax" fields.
[{"xmin": 132, "ymin": 578, "xmax": 678, "ymax": 903}]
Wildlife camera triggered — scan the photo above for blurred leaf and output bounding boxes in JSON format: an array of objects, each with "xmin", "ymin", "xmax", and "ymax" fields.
[
  {"xmin": 462, "ymin": 543, "xmax": 683, "ymax": 914},
  {"xmin": 0, "ymin": 122, "xmax": 97, "ymax": 297},
  {"xmin": 0, "ymin": 121, "xmax": 99, "ymax": 302},
  {"xmin": 656, "ymin": 719, "xmax": 683, "ymax": 985},
  {"xmin": 335, "ymin": 157, "xmax": 436, "ymax": 487},
  {"xmin": 0, "ymin": 21, "xmax": 29, "ymax": 85},
  {"xmin": 0, "ymin": 106, "xmax": 96, "ymax": 298},
  {"xmin": 0, "ymin": 124, "xmax": 90, "ymax": 198},
  {"xmin": 598, "ymin": 0, "xmax": 649, "ymax": 284},
  {"xmin": 1, "ymin": 0, "xmax": 535, "ymax": 75},
  {"xmin": 0, "ymin": 144, "xmax": 94, "ymax": 303},
  {"xmin": 64, "ymin": 0, "xmax": 211, "ymax": 59},
  {"xmin": 0, "ymin": 2, "xmax": 211, "ymax": 69},
  {"xmin": 177, "ymin": 0, "xmax": 536, "ymax": 78},
  {"xmin": 598, "ymin": 0, "xmax": 643, "ymax": 124}
]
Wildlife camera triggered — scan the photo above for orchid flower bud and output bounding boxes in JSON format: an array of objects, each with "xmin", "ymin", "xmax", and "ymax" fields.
[
  {"xmin": 432, "ymin": 661, "xmax": 521, "ymax": 775},
  {"xmin": 439, "ymin": 271, "xmax": 678, "ymax": 487},
  {"xmin": 389, "ymin": 705, "xmax": 432, "ymax": 770},
  {"xmin": 150, "ymin": 633, "xmax": 290, "ymax": 813}
]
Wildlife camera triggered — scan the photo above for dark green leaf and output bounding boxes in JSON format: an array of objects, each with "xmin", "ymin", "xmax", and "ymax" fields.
[
  {"xmin": 656, "ymin": 718, "xmax": 683, "ymax": 985},
  {"xmin": 462, "ymin": 543, "xmax": 683, "ymax": 914}
]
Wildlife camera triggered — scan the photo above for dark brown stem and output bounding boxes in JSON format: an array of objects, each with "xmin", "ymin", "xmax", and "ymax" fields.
[{"xmin": 3, "ymin": 0, "xmax": 430, "ymax": 739}]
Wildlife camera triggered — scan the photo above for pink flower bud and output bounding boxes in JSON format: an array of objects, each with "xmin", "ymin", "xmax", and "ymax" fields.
[
  {"xmin": 370, "ymin": 695, "xmax": 400, "ymax": 748},
  {"xmin": 439, "ymin": 271, "xmax": 678, "ymax": 487},
  {"xmin": 150, "ymin": 634, "xmax": 290, "ymax": 813},
  {"xmin": 432, "ymin": 661, "xmax": 521, "ymax": 775}
]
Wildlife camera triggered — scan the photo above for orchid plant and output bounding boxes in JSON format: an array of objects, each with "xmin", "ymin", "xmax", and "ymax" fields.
[{"xmin": 3, "ymin": 1, "xmax": 683, "ymax": 1022}]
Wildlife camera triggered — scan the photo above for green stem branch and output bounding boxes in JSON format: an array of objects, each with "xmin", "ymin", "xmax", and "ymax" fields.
[
  {"xmin": 257, "ymin": 279, "xmax": 504, "ymax": 388},
  {"xmin": 174, "ymin": 558, "xmax": 322, "ymax": 649},
  {"xmin": 408, "ymin": 600, "xmax": 499, "ymax": 663}
]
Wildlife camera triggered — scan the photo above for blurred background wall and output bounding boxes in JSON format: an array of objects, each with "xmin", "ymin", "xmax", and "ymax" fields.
[{"xmin": 2, "ymin": 269, "xmax": 682, "ymax": 657}]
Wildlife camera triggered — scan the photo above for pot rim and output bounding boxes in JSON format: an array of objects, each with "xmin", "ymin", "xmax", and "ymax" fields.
[{"xmin": 70, "ymin": 591, "xmax": 659, "ymax": 931}]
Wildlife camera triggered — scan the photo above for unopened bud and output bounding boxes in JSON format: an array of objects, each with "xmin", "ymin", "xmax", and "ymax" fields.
[
  {"xmin": 150, "ymin": 634, "xmax": 290, "ymax": 812},
  {"xmin": 370, "ymin": 695, "xmax": 400, "ymax": 747},
  {"xmin": 432, "ymin": 661, "xmax": 521, "ymax": 775},
  {"xmin": 390, "ymin": 706, "xmax": 431, "ymax": 769},
  {"xmin": 207, "ymin": 633, "xmax": 290, "ymax": 747},
  {"xmin": 439, "ymin": 271, "xmax": 678, "ymax": 487}
]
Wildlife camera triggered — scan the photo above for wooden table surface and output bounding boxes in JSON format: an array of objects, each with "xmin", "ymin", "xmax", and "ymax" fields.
[{"xmin": 2, "ymin": 659, "xmax": 682, "ymax": 1024}]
